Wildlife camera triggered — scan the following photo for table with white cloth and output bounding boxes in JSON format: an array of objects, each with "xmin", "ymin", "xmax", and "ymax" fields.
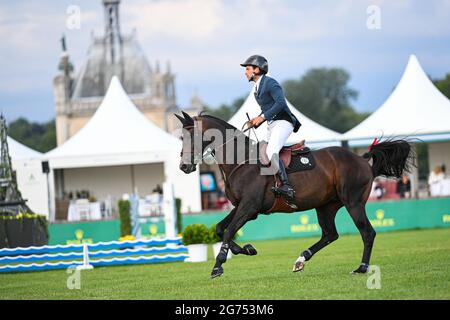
[{"xmin": 67, "ymin": 201, "xmax": 102, "ymax": 221}]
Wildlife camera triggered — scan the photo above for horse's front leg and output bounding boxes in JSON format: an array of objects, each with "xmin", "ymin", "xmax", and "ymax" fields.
[
  {"xmin": 211, "ymin": 203, "xmax": 258, "ymax": 278},
  {"xmin": 216, "ymin": 208, "xmax": 257, "ymax": 256}
]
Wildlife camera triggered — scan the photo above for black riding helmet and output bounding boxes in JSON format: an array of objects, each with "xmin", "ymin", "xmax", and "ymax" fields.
[{"xmin": 240, "ymin": 55, "xmax": 268, "ymax": 74}]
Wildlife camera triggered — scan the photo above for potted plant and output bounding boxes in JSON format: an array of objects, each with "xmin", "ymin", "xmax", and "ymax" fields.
[
  {"xmin": 182, "ymin": 224, "xmax": 209, "ymax": 262},
  {"xmin": 209, "ymin": 224, "xmax": 232, "ymax": 260}
]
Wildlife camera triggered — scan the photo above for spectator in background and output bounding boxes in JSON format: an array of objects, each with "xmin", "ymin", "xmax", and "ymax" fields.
[
  {"xmin": 153, "ymin": 184, "xmax": 163, "ymax": 195},
  {"xmin": 441, "ymin": 164, "xmax": 450, "ymax": 196},
  {"xmin": 428, "ymin": 166, "xmax": 445, "ymax": 197},
  {"xmin": 215, "ymin": 179, "xmax": 230, "ymax": 210},
  {"xmin": 373, "ymin": 178, "xmax": 385, "ymax": 200},
  {"xmin": 396, "ymin": 174, "xmax": 411, "ymax": 199}
]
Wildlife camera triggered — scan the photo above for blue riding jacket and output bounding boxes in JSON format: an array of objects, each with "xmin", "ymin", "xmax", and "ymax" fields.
[{"xmin": 254, "ymin": 74, "xmax": 301, "ymax": 133}]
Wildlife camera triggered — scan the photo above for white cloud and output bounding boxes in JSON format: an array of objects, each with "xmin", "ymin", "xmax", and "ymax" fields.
[
  {"xmin": 0, "ymin": 2, "xmax": 100, "ymax": 94},
  {"xmin": 112, "ymin": 0, "xmax": 450, "ymax": 108},
  {"xmin": 0, "ymin": 0, "xmax": 449, "ymax": 119},
  {"xmin": 364, "ymin": 0, "xmax": 450, "ymax": 37},
  {"xmin": 123, "ymin": 0, "xmax": 223, "ymax": 41}
]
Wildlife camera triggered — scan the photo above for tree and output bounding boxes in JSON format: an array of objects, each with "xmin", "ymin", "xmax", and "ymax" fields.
[
  {"xmin": 433, "ymin": 73, "xmax": 450, "ymax": 99},
  {"xmin": 7, "ymin": 118, "xmax": 56, "ymax": 153},
  {"xmin": 283, "ymin": 68, "xmax": 370, "ymax": 133}
]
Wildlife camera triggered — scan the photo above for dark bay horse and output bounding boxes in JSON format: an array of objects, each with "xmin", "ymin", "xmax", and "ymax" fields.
[{"xmin": 175, "ymin": 111, "xmax": 415, "ymax": 278}]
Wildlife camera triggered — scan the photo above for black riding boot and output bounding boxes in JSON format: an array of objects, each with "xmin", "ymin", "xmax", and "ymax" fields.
[{"xmin": 271, "ymin": 158, "xmax": 295, "ymax": 200}]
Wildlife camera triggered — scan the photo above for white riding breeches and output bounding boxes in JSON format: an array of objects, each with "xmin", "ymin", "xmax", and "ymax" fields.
[{"xmin": 266, "ymin": 120, "xmax": 294, "ymax": 161}]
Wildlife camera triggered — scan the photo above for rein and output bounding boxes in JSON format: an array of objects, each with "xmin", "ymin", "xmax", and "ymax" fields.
[
  {"xmin": 183, "ymin": 122, "xmax": 259, "ymax": 188},
  {"xmin": 183, "ymin": 123, "xmax": 255, "ymax": 163}
]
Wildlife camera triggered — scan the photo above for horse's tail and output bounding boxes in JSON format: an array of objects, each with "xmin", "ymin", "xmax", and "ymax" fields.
[{"xmin": 362, "ymin": 138, "xmax": 416, "ymax": 178}]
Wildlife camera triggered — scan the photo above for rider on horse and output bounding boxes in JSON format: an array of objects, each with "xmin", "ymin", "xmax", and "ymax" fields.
[{"xmin": 240, "ymin": 55, "xmax": 301, "ymax": 201}]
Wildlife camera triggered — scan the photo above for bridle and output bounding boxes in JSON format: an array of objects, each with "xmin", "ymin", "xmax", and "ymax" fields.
[
  {"xmin": 181, "ymin": 121, "xmax": 260, "ymax": 187},
  {"xmin": 182, "ymin": 123, "xmax": 256, "ymax": 162}
]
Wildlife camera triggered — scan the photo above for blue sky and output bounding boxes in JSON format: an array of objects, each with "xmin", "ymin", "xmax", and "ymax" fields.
[{"xmin": 0, "ymin": 0, "xmax": 450, "ymax": 123}]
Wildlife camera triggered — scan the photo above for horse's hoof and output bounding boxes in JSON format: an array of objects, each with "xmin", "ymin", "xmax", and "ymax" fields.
[
  {"xmin": 243, "ymin": 244, "xmax": 257, "ymax": 256},
  {"xmin": 211, "ymin": 266, "xmax": 224, "ymax": 279},
  {"xmin": 292, "ymin": 261, "xmax": 305, "ymax": 273},
  {"xmin": 350, "ymin": 264, "xmax": 368, "ymax": 275}
]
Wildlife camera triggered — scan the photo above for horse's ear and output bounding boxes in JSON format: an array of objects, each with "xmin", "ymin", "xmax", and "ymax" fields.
[
  {"xmin": 181, "ymin": 111, "xmax": 194, "ymax": 126},
  {"xmin": 174, "ymin": 113, "xmax": 186, "ymax": 126}
]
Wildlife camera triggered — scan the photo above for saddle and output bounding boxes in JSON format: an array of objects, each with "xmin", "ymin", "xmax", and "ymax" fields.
[
  {"xmin": 258, "ymin": 140, "xmax": 316, "ymax": 214},
  {"xmin": 259, "ymin": 140, "xmax": 315, "ymax": 173}
]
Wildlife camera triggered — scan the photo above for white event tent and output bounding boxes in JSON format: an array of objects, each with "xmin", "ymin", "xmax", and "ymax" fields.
[
  {"xmin": 343, "ymin": 55, "xmax": 450, "ymax": 147},
  {"xmin": 44, "ymin": 76, "xmax": 201, "ymax": 220},
  {"xmin": 7, "ymin": 137, "xmax": 49, "ymax": 216},
  {"xmin": 343, "ymin": 54, "xmax": 450, "ymax": 196},
  {"xmin": 8, "ymin": 137, "xmax": 42, "ymax": 160}
]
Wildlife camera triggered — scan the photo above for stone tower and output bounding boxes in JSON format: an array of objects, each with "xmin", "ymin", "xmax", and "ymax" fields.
[{"xmin": 53, "ymin": 35, "xmax": 74, "ymax": 145}]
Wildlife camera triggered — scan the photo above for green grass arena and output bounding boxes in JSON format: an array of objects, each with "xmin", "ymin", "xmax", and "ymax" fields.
[{"xmin": 1, "ymin": 228, "xmax": 449, "ymax": 300}]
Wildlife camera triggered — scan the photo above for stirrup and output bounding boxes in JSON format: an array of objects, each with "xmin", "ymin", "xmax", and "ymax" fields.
[{"xmin": 272, "ymin": 185, "xmax": 295, "ymax": 198}]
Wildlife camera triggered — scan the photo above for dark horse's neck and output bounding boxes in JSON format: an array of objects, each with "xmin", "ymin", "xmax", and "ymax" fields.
[{"xmin": 195, "ymin": 115, "xmax": 257, "ymax": 184}]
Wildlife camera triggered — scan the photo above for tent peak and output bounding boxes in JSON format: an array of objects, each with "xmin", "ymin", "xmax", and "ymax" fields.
[
  {"xmin": 45, "ymin": 73, "xmax": 180, "ymax": 161},
  {"xmin": 403, "ymin": 54, "xmax": 427, "ymax": 81},
  {"xmin": 106, "ymin": 75, "xmax": 126, "ymax": 95},
  {"xmin": 343, "ymin": 54, "xmax": 450, "ymax": 143},
  {"xmin": 408, "ymin": 54, "xmax": 418, "ymax": 63},
  {"xmin": 110, "ymin": 75, "xmax": 120, "ymax": 85}
]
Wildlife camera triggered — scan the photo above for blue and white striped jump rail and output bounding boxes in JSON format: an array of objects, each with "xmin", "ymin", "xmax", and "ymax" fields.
[
  {"xmin": 0, "ymin": 238, "xmax": 182, "ymax": 256},
  {"xmin": 0, "ymin": 237, "xmax": 189, "ymax": 273}
]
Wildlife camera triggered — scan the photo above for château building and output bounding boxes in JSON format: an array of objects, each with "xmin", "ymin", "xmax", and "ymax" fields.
[{"xmin": 53, "ymin": 0, "xmax": 202, "ymax": 145}]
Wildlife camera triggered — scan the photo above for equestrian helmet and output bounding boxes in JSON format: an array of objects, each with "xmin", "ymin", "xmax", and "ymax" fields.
[{"xmin": 240, "ymin": 55, "xmax": 268, "ymax": 74}]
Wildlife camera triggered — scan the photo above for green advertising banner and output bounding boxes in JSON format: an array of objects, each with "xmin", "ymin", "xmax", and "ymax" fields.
[
  {"xmin": 48, "ymin": 220, "xmax": 120, "ymax": 245},
  {"xmin": 49, "ymin": 198, "xmax": 450, "ymax": 245},
  {"xmin": 139, "ymin": 217, "xmax": 166, "ymax": 238},
  {"xmin": 185, "ymin": 198, "xmax": 450, "ymax": 241}
]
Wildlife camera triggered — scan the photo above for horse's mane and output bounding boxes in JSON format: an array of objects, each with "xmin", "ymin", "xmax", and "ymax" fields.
[
  {"xmin": 196, "ymin": 111, "xmax": 238, "ymax": 131},
  {"xmin": 194, "ymin": 111, "xmax": 255, "ymax": 145}
]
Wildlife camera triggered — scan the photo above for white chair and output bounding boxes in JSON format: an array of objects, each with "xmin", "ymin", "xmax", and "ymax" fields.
[
  {"xmin": 147, "ymin": 193, "xmax": 163, "ymax": 216},
  {"xmin": 75, "ymin": 199, "xmax": 90, "ymax": 221}
]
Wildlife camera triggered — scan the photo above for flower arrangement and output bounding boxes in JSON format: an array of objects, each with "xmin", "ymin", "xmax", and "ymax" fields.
[
  {"xmin": 182, "ymin": 224, "xmax": 209, "ymax": 246},
  {"xmin": 119, "ymin": 235, "xmax": 135, "ymax": 242}
]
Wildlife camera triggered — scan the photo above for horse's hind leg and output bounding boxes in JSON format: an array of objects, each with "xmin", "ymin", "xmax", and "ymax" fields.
[
  {"xmin": 346, "ymin": 204, "xmax": 376, "ymax": 274},
  {"xmin": 293, "ymin": 201, "xmax": 342, "ymax": 272},
  {"xmin": 216, "ymin": 208, "xmax": 257, "ymax": 256}
]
